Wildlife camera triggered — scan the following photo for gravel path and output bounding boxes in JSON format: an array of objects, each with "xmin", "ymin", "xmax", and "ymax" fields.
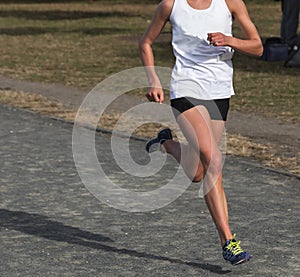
[{"xmin": 0, "ymin": 105, "xmax": 299, "ymax": 276}]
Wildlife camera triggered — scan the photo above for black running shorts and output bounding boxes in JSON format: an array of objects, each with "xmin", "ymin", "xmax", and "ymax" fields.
[{"xmin": 170, "ymin": 97, "xmax": 230, "ymax": 121}]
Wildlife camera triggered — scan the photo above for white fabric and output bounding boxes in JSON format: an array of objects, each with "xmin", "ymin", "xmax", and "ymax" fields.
[{"xmin": 169, "ymin": 0, "xmax": 235, "ymax": 100}]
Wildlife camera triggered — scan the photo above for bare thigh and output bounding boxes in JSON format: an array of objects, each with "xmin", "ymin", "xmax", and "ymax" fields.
[
  {"xmin": 177, "ymin": 106, "xmax": 225, "ymax": 159},
  {"xmin": 170, "ymin": 106, "xmax": 224, "ymax": 183}
]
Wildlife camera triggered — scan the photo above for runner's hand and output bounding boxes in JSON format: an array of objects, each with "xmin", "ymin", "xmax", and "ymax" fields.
[
  {"xmin": 207, "ymin": 32, "xmax": 229, "ymax": 46},
  {"xmin": 146, "ymin": 87, "xmax": 164, "ymax": 104}
]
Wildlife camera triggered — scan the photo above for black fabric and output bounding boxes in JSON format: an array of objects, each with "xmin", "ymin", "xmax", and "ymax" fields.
[
  {"xmin": 170, "ymin": 97, "xmax": 230, "ymax": 121},
  {"xmin": 281, "ymin": 0, "xmax": 300, "ymax": 47},
  {"xmin": 285, "ymin": 46, "xmax": 300, "ymax": 67}
]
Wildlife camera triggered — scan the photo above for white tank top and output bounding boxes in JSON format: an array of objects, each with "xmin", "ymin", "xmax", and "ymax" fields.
[{"xmin": 169, "ymin": 0, "xmax": 235, "ymax": 100}]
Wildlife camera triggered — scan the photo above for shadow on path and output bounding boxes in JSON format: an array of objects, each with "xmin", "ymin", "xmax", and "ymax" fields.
[
  {"xmin": 0, "ymin": 209, "xmax": 231, "ymax": 275},
  {"xmin": 0, "ymin": 208, "xmax": 113, "ymax": 243}
]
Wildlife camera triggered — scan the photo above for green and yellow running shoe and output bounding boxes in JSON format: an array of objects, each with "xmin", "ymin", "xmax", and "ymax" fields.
[{"xmin": 222, "ymin": 234, "xmax": 252, "ymax": 265}]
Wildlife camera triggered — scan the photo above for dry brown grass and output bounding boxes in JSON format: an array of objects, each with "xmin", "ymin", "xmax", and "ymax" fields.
[{"xmin": 1, "ymin": 89, "xmax": 298, "ymax": 175}]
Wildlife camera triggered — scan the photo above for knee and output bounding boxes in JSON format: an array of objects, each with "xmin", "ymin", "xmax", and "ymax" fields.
[
  {"xmin": 192, "ymin": 165, "xmax": 204, "ymax": 183},
  {"xmin": 192, "ymin": 173, "xmax": 203, "ymax": 183},
  {"xmin": 202, "ymin": 149, "xmax": 223, "ymax": 176}
]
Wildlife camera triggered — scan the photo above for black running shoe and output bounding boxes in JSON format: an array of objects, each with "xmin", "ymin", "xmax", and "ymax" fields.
[{"xmin": 145, "ymin": 128, "xmax": 173, "ymax": 153}]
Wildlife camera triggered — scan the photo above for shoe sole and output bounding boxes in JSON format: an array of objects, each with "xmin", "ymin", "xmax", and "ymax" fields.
[
  {"xmin": 145, "ymin": 128, "xmax": 172, "ymax": 153},
  {"xmin": 232, "ymin": 256, "xmax": 252, "ymax": 266}
]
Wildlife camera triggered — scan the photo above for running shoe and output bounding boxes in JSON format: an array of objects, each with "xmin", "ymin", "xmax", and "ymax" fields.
[
  {"xmin": 145, "ymin": 128, "xmax": 173, "ymax": 153},
  {"xmin": 222, "ymin": 234, "xmax": 252, "ymax": 265}
]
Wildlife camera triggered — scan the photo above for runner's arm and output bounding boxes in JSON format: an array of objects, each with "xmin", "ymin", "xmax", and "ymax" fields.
[
  {"xmin": 208, "ymin": 0, "xmax": 263, "ymax": 56},
  {"xmin": 139, "ymin": 0, "xmax": 173, "ymax": 103}
]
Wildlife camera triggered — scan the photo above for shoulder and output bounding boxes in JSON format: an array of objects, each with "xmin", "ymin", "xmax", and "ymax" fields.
[
  {"xmin": 160, "ymin": 0, "xmax": 175, "ymax": 10},
  {"xmin": 157, "ymin": 0, "xmax": 175, "ymax": 18},
  {"xmin": 225, "ymin": 0, "xmax": 248, "ymax": 14}
]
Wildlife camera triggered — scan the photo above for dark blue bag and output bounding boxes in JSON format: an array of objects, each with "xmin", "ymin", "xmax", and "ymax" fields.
[{"xmin": 261, "ymin": 37, "xmax": 289, "ymax": 62}]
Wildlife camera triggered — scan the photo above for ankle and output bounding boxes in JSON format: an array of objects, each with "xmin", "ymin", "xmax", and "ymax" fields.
[
  {"xmin": 218, "ymin": 229, "xmax": 233, "ymax": 247},
  {"xmin": 161, "ymin": 139, "xmax": 173, "ymax": 153}
]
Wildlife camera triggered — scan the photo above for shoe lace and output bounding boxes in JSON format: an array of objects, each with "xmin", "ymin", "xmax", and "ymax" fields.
[{"xmin": 225, "ymin": 234, "xmax": 244, "ymax": 256}]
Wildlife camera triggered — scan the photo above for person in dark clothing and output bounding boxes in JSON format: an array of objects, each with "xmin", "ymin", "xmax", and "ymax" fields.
[{"xmin": 281, "ymin": 0, "xmax": 300, "ymax": 48}]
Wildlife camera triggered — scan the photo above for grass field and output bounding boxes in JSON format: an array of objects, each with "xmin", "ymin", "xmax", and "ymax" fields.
[
  {"xmin": 0, "ymin": 1, "xmax": 299, "ymax": 174},
  {"xmin": 0, "ymin": 0, "xmax": 299, "ymax": 122}
]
